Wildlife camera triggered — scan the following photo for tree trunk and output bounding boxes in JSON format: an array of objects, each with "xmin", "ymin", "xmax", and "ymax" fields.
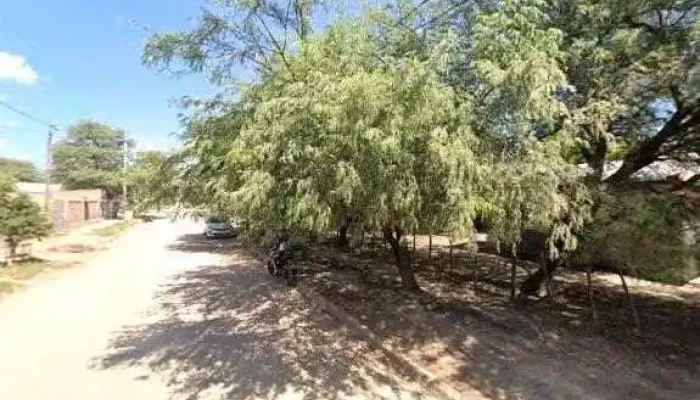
[
  {"xmin": 6, "ymin": 240, "xmax": 18, "ymax": 267},
  {"xmin": 510, "ymin": 257, "xmax": 518, "ymax": 299},
  {"xmin": 617, "ymin": 266, "xmax": 642, "ymax": 335},
  {"xmin": 449, "ymin": 239, "xmax": 453, "ymax": 269},
  {"xmin": 383, "ymin": 227, "xmax": 420, "ymax": 291},
  {"xmin": 428, "ymin": 234, "xmax": 432, "ymax": 261},
  {"xmin": 519, "ymin": 259, "xmax": 559, "ymax": 297},
  {"xmin": 413, "ymin": 232, "xmax": 416, "ymax": 259},
  {"xmin": 337, "ymin": 222, "xmax": 349, "ymax": 248},
  {"xmin": 586, "ymin": 265, "xmax": 598, "ymax": 322}
]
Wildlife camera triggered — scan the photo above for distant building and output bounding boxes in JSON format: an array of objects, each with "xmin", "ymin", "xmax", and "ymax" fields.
[{"xmin": 15, "ymin": 182, "xmax": 104, "ymax": 228}]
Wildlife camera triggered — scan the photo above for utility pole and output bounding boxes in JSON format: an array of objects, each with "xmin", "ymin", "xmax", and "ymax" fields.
[
  {"xmin": 122, "ymin": 132, "xmax": 128, "ymax": 217},
  {"xmin": 44, "ymin": 126, "xmax": 56, "ymax": 214}
]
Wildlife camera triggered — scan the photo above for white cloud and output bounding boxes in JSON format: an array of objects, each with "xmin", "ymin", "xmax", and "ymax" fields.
[{"xmin": 0, "ymin": 51, "xmax": 38, "ymax": 85}]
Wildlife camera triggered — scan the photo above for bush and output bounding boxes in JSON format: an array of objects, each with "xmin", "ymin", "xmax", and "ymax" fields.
[
  {"xmin": 572, "ymin": 189, "xmax": 698, "ymax": 284},
  {"xmin": 0, "ymin": 191, "xmax": 51, "ymax": 265}
]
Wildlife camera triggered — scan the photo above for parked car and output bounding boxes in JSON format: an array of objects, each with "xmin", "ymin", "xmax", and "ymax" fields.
[{"xmin": 204, "ymin": 216, "xmax": 237, "ymax": 238}]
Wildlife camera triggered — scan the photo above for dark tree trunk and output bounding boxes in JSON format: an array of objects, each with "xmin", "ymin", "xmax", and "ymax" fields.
[
  {"xmin": 519, "ymin": 259, "xmax": 559, "ymax": 298},
  {"xmin": 516, "ymin": 229, "xmax": 566, "ymax": 298},
  {"xmin": 412, "ymin": 233, "xmax": 416, "ymax": 266},
  {"xmin": 586, "ymin": 264, "xmax": 598, "ymax": 321},
  {"xmin": 428, "ymin": 234, "xmax": 432, "ymax": 261},
  {"xmin": 383, "ymin": 227, "xmax": 420, "ymax": 291},
  {"xmin": 449, "ymin": 239, "xmax": 453, "ymax": 269},
  {"xmin": 6, "ymin": 240, "xmax": 18, "ymax": 266},
  {"xmin": 617, "ymin": 266, "xmax": 642, "ymax": 334},
  {"xmin": 510, "ymin": 257, "xmax": 518, "ymax": 299},
  {"xmin": 337, "ymin": 222, "xmax": 349, "ymax": 248}
]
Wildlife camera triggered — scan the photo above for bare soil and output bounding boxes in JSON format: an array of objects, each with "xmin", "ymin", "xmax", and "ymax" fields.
[{"xmin": 297, "ymin": 237, "xmax": 700, "ymax": 400}]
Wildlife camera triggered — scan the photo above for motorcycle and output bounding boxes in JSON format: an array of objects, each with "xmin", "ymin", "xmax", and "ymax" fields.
[{"xmin": 266, "ymin": 244, "xmax": 297, "ymax": 287}]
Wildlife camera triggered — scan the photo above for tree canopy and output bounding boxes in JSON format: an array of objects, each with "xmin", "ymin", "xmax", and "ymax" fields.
[
  {"xmin": 0, "ymin": 183, "xmax": 51, "ymax": 265},
  {"xmin": 52, "ymin": 121, "xmax": 132, "ymax": 199},
  {"xmin": 143, "ymin": 0, "xmax": 699, "ymax": 288},
  {"xmin": 0, "ymin": 158, "xmax": 42, "ymax": 183}
]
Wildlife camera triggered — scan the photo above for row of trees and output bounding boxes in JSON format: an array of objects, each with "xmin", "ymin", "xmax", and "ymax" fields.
[
  {"xmin": 1, "ymin": 121, "xmax": 168, "ymax": 265},
  {"xmin": 136, "ymin": 0, "xmax": 699, "ymax": 291}
]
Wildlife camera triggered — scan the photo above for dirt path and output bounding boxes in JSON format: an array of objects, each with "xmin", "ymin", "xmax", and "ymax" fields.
[{"xmin": 0, "ymin": 220, "xmax": 440, "ymax": 400}]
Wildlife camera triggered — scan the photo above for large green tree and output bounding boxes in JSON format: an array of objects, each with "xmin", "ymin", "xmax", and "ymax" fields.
[
  {"xmin": 0, "ymin": 158, "xmax": 42, "ymax": 182},
  {"xmin": 52, "ymin": 121, "xmax": 132, "ymax": 199},
  {"xmin": 0, "ymin": 182, "xmax": 51, "ymax": 266},
  {"xmin": 145, "ymin": 11, "xmax": 590, "ymax": 290},
  {"xmin": 143, "ymin": 0, "xmax": 700, "ymax": 289}
]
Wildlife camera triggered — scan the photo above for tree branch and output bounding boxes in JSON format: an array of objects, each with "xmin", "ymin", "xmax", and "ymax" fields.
[
  {"xmin": 605, "ymin": 110, "xmax": 685, "ymax": 184},
  {"xmin": 253, "ymin": 12, "xmax": 297, "ymax": 80}
]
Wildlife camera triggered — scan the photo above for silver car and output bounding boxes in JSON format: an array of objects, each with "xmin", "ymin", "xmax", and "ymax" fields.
[{"xmin": 204, "ymin": 216, "xmax": 236, "ymax": 238}]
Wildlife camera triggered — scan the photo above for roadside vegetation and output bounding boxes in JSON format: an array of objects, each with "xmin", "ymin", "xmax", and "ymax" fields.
[
  {"xmin": 0, "ymin": 175, "xmax": 51, "ymax": 267},
  {"xmin": 138, "ymin": 0, "xmax": 699, "ymax": 289},
  {"xmin": 128, "ymin": 1, "xmax": 699, "ymax": 386},
  {"xmin": 0, "ymin": 258, "xmax": 70, "ymax": 295},
  {"xmin": 91, "ymin": 220, "xmax": 137, "ymax": 237}
]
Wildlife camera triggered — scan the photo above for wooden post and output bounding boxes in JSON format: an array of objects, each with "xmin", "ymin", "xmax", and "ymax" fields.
[
  {"xmin": 449, "ymin": 239, "xmax": 453, "ymax": 269},
  {"xmin": 617, "ymin": 266, "xmax": 641, "ymax": 334},
  {"xmin": 428, "ymin": 234, "xmax": 432, "ymax": 262},
  {"xmin": 542, "ymin": 258, "xmax": 553, "ymax": 298},
  {"xmin": 510, "ymin": 257, "xmax": 517, "ymax": 299},
  {"xmin": 412, "ymin": 233, "xmax": 417, "ymax": 266},
  {"xmin": 586, "ymin": 264, "xmax": 598, "ymax": 322}
]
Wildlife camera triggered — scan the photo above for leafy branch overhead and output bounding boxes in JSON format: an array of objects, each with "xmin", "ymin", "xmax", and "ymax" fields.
[{"xmin": 141, "ymin": 0, "xmax": 700, "ymax": 289}]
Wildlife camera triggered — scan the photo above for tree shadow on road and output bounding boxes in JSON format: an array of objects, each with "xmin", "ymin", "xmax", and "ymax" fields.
[
  {"xmin": 303, "ymin": 242, "xmax": 700, "ymax": 400},
  {"xmin": 91, "ymin": 236, "xmax": 430, "ymax": 400},
  {"xmin": 165, "ymin": 233, "xmax": 238, "ymax": 255}
]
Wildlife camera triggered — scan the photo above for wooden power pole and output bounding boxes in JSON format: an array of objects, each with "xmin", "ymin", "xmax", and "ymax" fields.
[{"xmin": 44, "ymin": 126, "xmax": 56, "ymax": 213}]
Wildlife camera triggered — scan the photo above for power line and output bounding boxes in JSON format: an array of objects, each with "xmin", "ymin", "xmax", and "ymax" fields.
[
  {"xmin": 0, "ymin": 99, "xmax": 56, "ymax": 128},
  {"xmin": 0, "ymin": 125, "xmax": 48, "ymax": 133}
]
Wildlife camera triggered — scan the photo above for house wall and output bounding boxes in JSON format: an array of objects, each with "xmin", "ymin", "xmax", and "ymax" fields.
[{"xmin": 22, "ymin": 189, "xmax": 104, "ymax": 228}]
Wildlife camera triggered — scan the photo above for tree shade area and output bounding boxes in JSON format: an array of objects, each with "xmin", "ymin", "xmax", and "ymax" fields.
[{"xmin": 138, "ymin": 0, "xmax": 700, "ymax": 289}]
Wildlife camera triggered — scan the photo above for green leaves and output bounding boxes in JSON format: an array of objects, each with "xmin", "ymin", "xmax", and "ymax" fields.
[
  {"xmin": 0, "ymin": 188, "xmax": 51, "ymax": 254},
  {"xmin": 52, "ymin": 121, "xmax": 129, "ymax": 198},
  {"xmin": 0, "ymin": 158, "xmax": 42, "ymax": 183}
]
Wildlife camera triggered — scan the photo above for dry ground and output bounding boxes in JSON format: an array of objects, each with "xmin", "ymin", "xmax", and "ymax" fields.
[{"xmin": 296, "ymin": 236, "xmax": 700, "ymax": 400}]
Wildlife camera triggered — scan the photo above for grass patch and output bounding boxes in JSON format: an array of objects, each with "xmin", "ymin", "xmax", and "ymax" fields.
[
  {"xmin": 0, "ymin": 281, "xmax": 15, "ymax": 294},
  {"xmin": 0, "ymin": 258, "xmax": 59, "ymax": 281},
  {"xmin": 92, "ymin": 220, "xmax": 137, "ymax": 237}
]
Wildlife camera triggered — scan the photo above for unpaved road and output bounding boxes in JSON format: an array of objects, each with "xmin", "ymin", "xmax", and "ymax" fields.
[{"xmin": 0, "ymin": 220, "xmax": 435, "ymax": 400}]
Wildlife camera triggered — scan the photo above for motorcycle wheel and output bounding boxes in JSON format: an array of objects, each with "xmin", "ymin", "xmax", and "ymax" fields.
[{"xmin": 267, "ymin": 259, "xmax": 276, "ymax": 276}]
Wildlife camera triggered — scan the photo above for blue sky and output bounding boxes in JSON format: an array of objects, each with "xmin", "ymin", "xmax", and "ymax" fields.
[{"xmin": 0, "ymin": 0, "xmax": 216, "ymax": 166}]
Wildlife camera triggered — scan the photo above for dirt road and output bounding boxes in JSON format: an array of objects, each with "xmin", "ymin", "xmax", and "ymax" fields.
[{"xmin": 0, "ymin": 220, "xmax": 436, "ymax": 400}]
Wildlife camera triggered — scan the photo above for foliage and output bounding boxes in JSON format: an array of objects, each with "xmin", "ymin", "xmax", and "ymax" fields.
[
  {"xmin": 52, "ymin": 121, "xmax": 132, "ymax": 198},
  {"xmin": 143, "ymin": 0, "xmax": 700, "ymax": 287},
  {"xmin": 483, "ymin": 138, "xmax": 593, "ymax": 257},
  {"xmin": 226, "ymin": 23, "xmax": 488, "ymax": 241},
  {"xmin": 91, "ymin": 220, "xmax": 136, "ymax": 237},
  {"xmin": 127, "ymin": 150, "xmax": 175, "ymax": 213},
  {"xmin": 0, "ymin": 158, "xmax": 42, "ymax": 182},
  {"xmin": 0, "ymin": 187, "xmax": 51, "ymax": 264},
  {"xmin": 573, "ymin": 189, "xmax": 698, "ymax": 283},
  {"xmin": 143, "ymin": 0, "xmax": 327, "ymax": 84}
]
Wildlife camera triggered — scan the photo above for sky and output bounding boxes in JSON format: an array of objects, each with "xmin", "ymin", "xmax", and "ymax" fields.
[{"xmin": 0, "ymin": 0, "xmax": 217, "ymax": 166}]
